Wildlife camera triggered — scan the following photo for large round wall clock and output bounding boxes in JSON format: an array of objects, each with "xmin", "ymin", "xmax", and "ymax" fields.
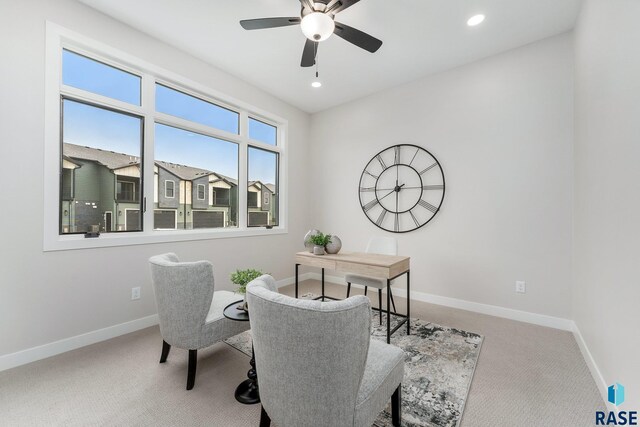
[{"xmin": 358, "ymin": 144, "xmax": 445, "ymax": 233}]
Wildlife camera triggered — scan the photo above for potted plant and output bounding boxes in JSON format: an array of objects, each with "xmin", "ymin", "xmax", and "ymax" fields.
[
  {"xmin": 309, "ymin": 233, "xmax": 332, "ymax": 255},
  {"xmin": 230, "ymin": 268, "xmax": 264, "ymax": 311}
]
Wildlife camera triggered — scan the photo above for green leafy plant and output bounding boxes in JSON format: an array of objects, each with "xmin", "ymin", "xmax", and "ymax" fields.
[
  {"xmin": 230, "ymin": 269, "xmax": 264, "ymax": 294},
  {"xmin": 309, "ymin": 233, "xmax": 332, "ymax": 247}
]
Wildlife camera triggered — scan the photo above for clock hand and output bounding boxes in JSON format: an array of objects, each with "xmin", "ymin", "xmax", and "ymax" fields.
[
  {"xmin": 378, "ymin": 188, "xmax": 397, "ymax": 202},
  {"xmin": 378, "ymin": 183, "xmax": 405, "ymax": 202},
  {"xmin": 395, "ymin": 184, "xmax": 399, "ymax": 213}
]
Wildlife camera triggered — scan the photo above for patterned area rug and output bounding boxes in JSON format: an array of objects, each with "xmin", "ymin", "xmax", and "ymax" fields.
[{"xmin": 224, "ymin": 294, "xmax": 483, "ymax": 427}]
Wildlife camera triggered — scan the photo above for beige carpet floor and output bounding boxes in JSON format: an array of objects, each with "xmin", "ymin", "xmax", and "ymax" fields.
[{"xmin": 0, "ymin": 280, "xmax": 604, "ymax": 426}]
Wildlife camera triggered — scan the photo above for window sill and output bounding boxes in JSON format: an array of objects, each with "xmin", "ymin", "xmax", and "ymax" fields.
[{"xmin": 43, "ymin": 226, "xmax": 288, "ymax": 252}]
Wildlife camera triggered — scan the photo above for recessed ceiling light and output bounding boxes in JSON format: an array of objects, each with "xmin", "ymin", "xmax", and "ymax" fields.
[
  {"xmin": 311, "ymin": 81, "xmax": 322, "ymax": 88},
  {"xmin": 467, "ymin": 14, "xmax": 485, "ymax": 27}
]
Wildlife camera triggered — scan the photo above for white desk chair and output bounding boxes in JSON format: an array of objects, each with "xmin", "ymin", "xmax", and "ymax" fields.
[{"xmin": 345, "ymin": 237, "xmax": 398, "ymax": 324}]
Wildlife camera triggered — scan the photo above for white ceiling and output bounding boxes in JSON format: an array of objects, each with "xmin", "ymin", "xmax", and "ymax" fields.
[{"xmin": 78, "ymin": 0, "xmax": 582, "ymax": 113}]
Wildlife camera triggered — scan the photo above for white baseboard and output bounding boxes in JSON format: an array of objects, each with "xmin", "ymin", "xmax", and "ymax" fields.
[
  {"xmin": 0, "ymin": 314, "xmax": 158, "ymax": 372},
  {"xmin": 571, "ymin": 322, "xmax": 610, "ymax": 410},
  {"xmin": 304, "ymin": 272, "xmax": 574, "ymax": 331}
]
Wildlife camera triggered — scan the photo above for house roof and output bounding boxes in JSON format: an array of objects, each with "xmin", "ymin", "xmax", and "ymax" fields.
[
  {"xmin": 64, "ymin": 143, "xmax": 238, "ymax": 186},
  {"xmin": 249, "ymin": 180, "xmax": 276, "ymax": 194},
  {"xmin": 156, "ymin": 161, "xmax": 213, "ymax": 181},
  {"xmin": 63, "ymin": 143, "xmax": 140, "ymax": 170}
]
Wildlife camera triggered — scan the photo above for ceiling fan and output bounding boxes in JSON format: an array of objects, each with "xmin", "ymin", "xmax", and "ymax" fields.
[{"xmin": 240, "ymin": 0, "xmax": 383, "ymax": 67}]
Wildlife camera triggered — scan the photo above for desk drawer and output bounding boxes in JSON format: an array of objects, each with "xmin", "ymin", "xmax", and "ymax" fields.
[{"xmin": 335, "ymin": 261, "xmax": 388, "ymax": 279}]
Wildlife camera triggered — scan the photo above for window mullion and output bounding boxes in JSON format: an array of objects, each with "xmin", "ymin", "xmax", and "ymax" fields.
[
  {"xmin": 239, "ymin": 111, "xmax": 249, "ymax": 229},
  {"xmin": 142, "ymin": 72, "xmax": 156, "ymax": 235}
]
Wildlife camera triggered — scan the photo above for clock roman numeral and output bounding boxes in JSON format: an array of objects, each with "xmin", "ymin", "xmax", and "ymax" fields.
[
  {"xmin": 364, "ymin": 170, "xmax": 379, "ymax": 179},
  {"xmin": 423, "ymin": 184, "xmax": 444, "ymax": 190},
  {"xmin": 419, "ymin": 163, "xmax": 437, "ymax": 175},
  {"xmin": 363, "ymin": 199, "xmax": 379, "ymax": 212},
  {"xmin": 376, "ymin": 155, "xmax": 387, "ymax": 169},
  {"xmin": 409, "ymin": 211, "xmax": 420, "ymax": 228},
  {"xmin": 394, "ymin": 146, "xmax": 401, "ymax": 165},
  {"xmin": 394, "ymin": 213, "xmax": 399, "ymax": 232},
  {"xmin": 376, "ymin": 210, "xmax": 387, "ymax": 226},
  {"xmin": 418, "ymin": 199, "xmax": 438, "ymax": 213},
  {"xmin": 359, "ymin": 186, "xmax": 376, "ymax": 192}
]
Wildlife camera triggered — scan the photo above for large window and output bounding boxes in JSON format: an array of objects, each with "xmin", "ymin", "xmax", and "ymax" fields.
[{"xmin": 48, "ymin": 30, "xmax": 285, "ymax": 249}]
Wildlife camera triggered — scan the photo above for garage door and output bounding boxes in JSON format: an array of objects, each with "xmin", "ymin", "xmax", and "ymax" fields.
[
  {"xmin": 125, "ymin": 209, "xmax": 141, "ymax": 231},
  {"xmin": 248, "ymin": 211, "xmax": 269, "ymax": 227},
  {"xmin": 154, "ymin": 210, "xmax": 176, "ymax": 229},
  {"xmin": 193, "ymin": 211, "xmax": 224, "ymax": 229}
]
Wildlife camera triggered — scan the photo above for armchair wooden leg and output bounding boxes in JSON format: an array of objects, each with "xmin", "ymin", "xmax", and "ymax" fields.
[
  {"xmin": 346, "ymin": 282, "xmax": 351, "ymax": 298},
  {"xmin": 186, "ymin": 349, "xmax": 197, "ymax": 390},
  {"xmin": 378, "ymin": 289, "xmax": 383, "ymax": 325},
  {"xmin": 259, "ymin": 405, "xmax": 271, "ymax": 427},
  {"xmin": 364, "ymin": 286, "xmax": 368, "ymax": 296},
  {"xmin": 159, "ymin": 340, "xmax": 171, "ymax": 363},
  {"xmin": 392, "ymin": 384, "xmax": 402, "ymax": 427}
]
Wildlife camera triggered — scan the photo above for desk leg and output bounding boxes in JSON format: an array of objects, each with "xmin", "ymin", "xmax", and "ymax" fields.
[
  {"xmin": 321, "ymin": 268, "xmax": 325, "ymax": 301},
  {"xmin": 295, "ymin": 263, "xmax": 299, "ymax": 299},
  {"xmin": 407, "ymin": 270, "xmax": 410, "ymax": 335},
  {"xmin": 387, "ymin": 278, "xmax": 391, "ymax": 344}
]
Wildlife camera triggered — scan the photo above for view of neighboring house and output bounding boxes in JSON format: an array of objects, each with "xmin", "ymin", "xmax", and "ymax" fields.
[
  {"xmin": 248, "ymin": 180, "xmax": 278, "ymax": 227},
  {"xmin": 61, "ymin": 143, "xmax": 142, "ymax": 233},
  {"xmin": 60, "ymin": 143, "xmax": 277, "ymax": 233},
  {"xmin": 154, "ymin": 161, "xmax": 238, "ymax": 230}
]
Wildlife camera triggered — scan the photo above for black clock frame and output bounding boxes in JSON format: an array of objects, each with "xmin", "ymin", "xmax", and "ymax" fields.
[{"xmin": 358, "ymin": 144, "xmax": 446, "ymax": 233}]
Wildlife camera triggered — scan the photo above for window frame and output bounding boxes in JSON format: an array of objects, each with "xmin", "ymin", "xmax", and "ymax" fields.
[
  {"xmin": 196, "ymin": 184, "xmax": 206, "ymax": 201},
  {"xmin": 164, "ymin": 180, "xmax": 175, "ymax": 199},
  {"xmin": 44, "ymin": 23, "xmax": 288, "ymax": 251}
]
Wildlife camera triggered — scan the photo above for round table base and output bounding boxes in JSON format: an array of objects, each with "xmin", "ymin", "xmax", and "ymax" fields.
[{"xmin": 234, "ymin": 379, "xmax": 260, "ymax": 404}]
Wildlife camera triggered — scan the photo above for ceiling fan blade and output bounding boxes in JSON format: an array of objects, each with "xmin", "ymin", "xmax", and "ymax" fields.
[
  {"xmin": 240, "ymin": 17, "xmax": 301, "ymax": 30},
  {"xmin": 301, "ymin": 39, "xmax": 318, "ymax": 67},
  {"xmin": 326, "ymin": 0, "xmax": 361, "ymax": 14},
  {"xmin": 333, "ymin": 21, "xmax": 382, "ymax": 53}
]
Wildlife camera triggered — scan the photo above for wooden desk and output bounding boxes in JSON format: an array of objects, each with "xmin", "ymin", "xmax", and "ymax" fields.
[{"xmin": 294, "ymin": 251, "xmax": 410, "ymax": 343}]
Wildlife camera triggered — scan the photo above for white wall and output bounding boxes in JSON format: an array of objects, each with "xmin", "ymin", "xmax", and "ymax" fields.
[
  {"xmin": 309, "ymin": 34, "xmax": 574, "ymax": 320},
  {"xmin": 573, "ymin": 0, "xmax": 640, "ymax": 407},
  {"xmin": 0, "ymin": 0, "xmax": 310, "ymax": 359}
]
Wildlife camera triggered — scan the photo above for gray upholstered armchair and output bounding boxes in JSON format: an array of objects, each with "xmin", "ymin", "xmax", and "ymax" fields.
[
  {"xmin": 247, "ymin": 276, "xmax": 405, "ymax": 427},
  {"xmin": 148, "ymin": 253, "xmax": 250, "ymax": 390}
]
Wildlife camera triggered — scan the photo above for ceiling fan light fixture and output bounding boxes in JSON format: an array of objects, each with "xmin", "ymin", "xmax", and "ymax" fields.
[{"xmin": 301, "ymin": 12, "xmax": 335, "ymax": 41}]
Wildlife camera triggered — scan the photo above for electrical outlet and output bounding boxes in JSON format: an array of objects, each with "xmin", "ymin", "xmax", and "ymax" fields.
[
  {"xmin": 515, "ymin": 281, "xmax": 526, "ymax": 294},
  {"xmin": 131, "ymin": 287, "xmax": 141, "ymax": 300}
]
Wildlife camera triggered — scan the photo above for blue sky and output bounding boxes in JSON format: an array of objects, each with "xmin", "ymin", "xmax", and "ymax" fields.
[{"xmin": 62, "ymin": 49, "xmax": 278, "ymax": 184}]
